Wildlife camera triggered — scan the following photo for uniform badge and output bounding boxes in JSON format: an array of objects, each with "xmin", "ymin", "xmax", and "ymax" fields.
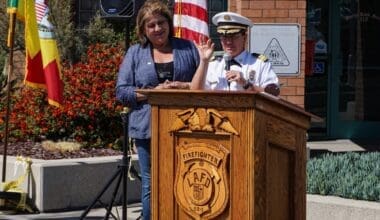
[
  {"xmin": 174, "ymin": 143, "xmax": 229, "ymax": 219},
  {"xmin": 249, "ymin": 70, "xmax": 256, "ymax": 81}
]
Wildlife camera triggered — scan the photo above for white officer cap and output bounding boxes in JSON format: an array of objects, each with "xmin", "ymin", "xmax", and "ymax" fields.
[{"xmin": 212, "ymin": 12, "xmax": 254, "ymax": 35}]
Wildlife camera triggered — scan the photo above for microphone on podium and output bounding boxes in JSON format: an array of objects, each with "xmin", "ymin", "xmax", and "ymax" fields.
[{"xmin": 223, "ymin": 53, "xmax": 232, "ymax": 90}]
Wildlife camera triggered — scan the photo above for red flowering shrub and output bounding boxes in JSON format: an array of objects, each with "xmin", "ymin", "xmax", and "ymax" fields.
[{"xmin": 0, "ymin": 43, "xmax": 125, "ymax": 148}]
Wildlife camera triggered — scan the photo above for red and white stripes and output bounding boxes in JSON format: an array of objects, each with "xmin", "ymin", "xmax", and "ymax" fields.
[
  {"xmin": 35, "ymin": 0, "xmax": 47, "ymax": 23},
  {"xmin": 173, "ymin": 0, "xmax": 209, "ymax": 43}
]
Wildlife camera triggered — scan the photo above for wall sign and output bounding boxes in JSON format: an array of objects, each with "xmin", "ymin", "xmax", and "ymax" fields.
[{"xmin": 249, "ymin": 23, "xmax": 301, "ymax": 75}]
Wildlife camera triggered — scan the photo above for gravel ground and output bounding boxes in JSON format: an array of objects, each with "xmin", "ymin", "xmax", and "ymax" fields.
[{"xmin": 0, "ymin": 141, "xmax": 123, "ymax": 160}]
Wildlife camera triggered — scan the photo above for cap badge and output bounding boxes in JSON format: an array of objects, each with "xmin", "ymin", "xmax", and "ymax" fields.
[{"xmin": 224, "ymin": 15, "xmax": 231, "ymax": 21}]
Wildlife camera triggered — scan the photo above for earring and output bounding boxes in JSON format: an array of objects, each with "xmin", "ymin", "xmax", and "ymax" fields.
[{"xmin": 142, "ymin": 35, "xmax": 148, "ymax": 45}]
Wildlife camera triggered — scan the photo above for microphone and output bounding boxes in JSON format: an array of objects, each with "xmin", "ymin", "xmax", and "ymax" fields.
[
  {"xmin": 223, "ymin": 53, "xmax": 232, "ymax": 90},
  {"xmin": 223, "ymin": 53, "xmax": 231, "ymax": 70}
]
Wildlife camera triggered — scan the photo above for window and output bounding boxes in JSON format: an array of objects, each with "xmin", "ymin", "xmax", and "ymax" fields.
[
  {"xmin": 208, "ymin": 0, "xmax": 227, "ymax": 51},
  {"xmin": 75, "ymin": 0, "xmax": 100, "ymax": 28}
]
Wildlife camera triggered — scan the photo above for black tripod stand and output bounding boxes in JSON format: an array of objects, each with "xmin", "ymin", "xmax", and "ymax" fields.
[{"xmin": 80, "ymin": 107, "xmax": 141, "ymax": 220}]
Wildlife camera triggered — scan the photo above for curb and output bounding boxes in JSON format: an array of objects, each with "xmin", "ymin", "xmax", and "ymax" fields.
[{"xmin": 307, "ymin": 194, "xmax": 380, "ymax": 220}]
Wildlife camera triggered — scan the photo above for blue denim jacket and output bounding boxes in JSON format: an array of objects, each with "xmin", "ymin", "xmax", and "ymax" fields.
[{"xmin": 116, "ymin": 37, "xmax": 200, "ymax": 139}]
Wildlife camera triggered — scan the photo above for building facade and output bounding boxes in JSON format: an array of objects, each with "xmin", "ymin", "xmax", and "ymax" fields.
[{"xmin": 75, "ymin": 0, "xmax": 380, "ymax": 140}]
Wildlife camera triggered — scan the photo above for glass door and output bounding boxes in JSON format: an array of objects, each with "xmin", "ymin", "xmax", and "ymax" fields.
[
  {"xmin": 305, "ymin": 0, "xmax": 330, "ymax": 138},
  {"xmin": 330, "ymin": 0, "xmax": 380, "ymax": 138},
  {"xmin": 306, "ymin": 0, "xmax": 380, "ymax": 139}
]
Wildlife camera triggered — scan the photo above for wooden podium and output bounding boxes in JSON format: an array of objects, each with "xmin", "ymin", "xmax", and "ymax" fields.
[{"xmin": 138, "ymin": 90, "xmax": 313, "ymax": 220}]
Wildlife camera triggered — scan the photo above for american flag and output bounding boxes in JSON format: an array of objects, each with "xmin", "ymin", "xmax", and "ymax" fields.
[
  {"xmin": 35, "ymin": 0, "xmax": 47, "ymax": 23},
  {"xmin": 173, "ymin": 0, "xmax": 209, "ymax": 43}
]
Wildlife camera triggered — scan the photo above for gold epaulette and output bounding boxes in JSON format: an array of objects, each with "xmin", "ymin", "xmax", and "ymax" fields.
[
  {"xmin": 210, "ymin": 55, "xmax": 222, "ymax": 62},
  {"xmin": 252, "ymin": 53, "xmax": 269, "ymax": 62}
]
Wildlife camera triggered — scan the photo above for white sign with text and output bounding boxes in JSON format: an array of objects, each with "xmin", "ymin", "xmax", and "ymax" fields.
[{"xmin": 249, "ymin": 23, "xmax": 300, "ymax": 75}]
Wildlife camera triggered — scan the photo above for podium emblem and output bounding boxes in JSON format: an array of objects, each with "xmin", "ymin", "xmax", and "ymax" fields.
[
  {"xmin": 174, "ymin": 143, "xmax": 229, "ymax": 219},
  {"xmin": 170, "ymin": 108, "xmax": 239, "ymax": 135}
]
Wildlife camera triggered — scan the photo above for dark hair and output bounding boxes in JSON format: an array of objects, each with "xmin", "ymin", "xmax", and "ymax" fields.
[{"xmin": 135, "ymin": 0, "xmax": 174, "ymax": 47}]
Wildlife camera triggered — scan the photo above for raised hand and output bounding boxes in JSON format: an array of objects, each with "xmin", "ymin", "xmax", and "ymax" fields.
[{"xmin": 195, "ymin": 37, "xmax": 215, "ymax": 62}]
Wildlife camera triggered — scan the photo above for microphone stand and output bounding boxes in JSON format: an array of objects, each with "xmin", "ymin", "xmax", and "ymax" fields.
[{"xmin": 80, "ymin": 107, "xmax": 141, "ymax": 220}]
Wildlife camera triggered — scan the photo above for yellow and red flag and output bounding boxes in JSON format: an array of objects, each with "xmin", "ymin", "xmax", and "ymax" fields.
[
  {"xmin": 11, "ymin": 0, "xmax": 63, "ymax": 107},
  {"xmin": 173, "ymin": 0, "xmax": 209, "ymax": 43}
]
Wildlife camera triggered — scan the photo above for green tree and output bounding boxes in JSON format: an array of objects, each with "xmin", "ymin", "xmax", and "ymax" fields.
[
  {"xmin": 0, "ymin": 2, "xmax": 24, "ymax": 100},
  {"xmin": 48, "ymin": 0, "xmax": 83, "ymax": 65},
  {"xmin": 48, "ymin": 0, "xmax": 125, "ymax": 64}
]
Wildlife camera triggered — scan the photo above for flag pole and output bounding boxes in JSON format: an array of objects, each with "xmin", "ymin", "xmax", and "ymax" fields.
[{"xmin": 2, "ymin": 10, "xmax": 17, "ymax": 183}]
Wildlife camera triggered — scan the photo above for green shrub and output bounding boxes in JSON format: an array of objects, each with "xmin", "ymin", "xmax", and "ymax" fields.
[
  {"xmin": 48, "ymin": 0, "xmax": 83, "ymax": 65},
  {"xmin": 307, "ymin": 152, "xmax": 380, "ymax": 202},
  {"xmin": 86, "ymin": 13, "xmax": 125, "ymax": 46}
]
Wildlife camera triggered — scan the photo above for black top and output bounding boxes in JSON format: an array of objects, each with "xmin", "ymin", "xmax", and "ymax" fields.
[{"xmin": 155, "ymin": 61, "xmax": 174, "ymax": 83}]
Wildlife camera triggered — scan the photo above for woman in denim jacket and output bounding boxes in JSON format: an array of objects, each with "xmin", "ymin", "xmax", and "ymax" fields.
[{"xmin": 116, "ymin": 1, "xmax": 213, "ymax": 219}]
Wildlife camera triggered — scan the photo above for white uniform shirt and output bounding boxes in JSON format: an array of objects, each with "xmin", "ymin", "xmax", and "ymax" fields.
[{"xmin": 205, "ymin": 50, "xmax": 279, "ymax": 91}]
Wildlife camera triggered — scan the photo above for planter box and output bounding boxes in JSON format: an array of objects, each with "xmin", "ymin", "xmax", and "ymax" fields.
[
  {"xmin": 0, "ymin": 155, "xmax": 141, "ymax": 212},
  {"xmin": 307, "ymin": 194, "xmax": 380, "ymax": 220}
]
